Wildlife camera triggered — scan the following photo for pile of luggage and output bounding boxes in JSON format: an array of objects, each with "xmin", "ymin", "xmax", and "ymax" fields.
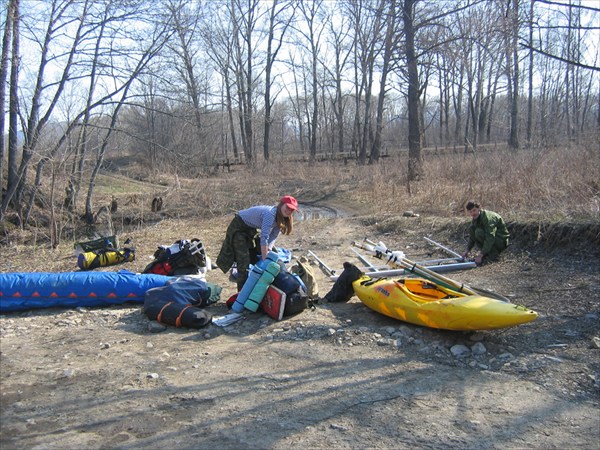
[{"xmin": 75, "ymin": 235, "xmax": 135, "ymax": 270}]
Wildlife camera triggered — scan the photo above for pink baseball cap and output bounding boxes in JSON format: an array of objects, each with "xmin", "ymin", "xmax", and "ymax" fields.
[{"xmin": 281, "ymin": 195, "xmax": 298, "ymax": 211}]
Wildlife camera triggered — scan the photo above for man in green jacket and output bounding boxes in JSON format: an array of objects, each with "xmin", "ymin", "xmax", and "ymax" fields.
[{"xmin": 461, "ymin": 200, "xmax": 510, "ymax": 265}]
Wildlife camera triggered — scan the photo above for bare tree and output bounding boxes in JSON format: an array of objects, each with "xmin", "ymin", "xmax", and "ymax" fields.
[
  {"xmin": 403, "ymin": 0, "xmax": 423, "ymax": 180},
  {"xmin": 371, "ymin": 0, "xmax": 399, "ymax": 163},
  {"xmin": 201, "ymin": 6, "xmax": 241, "ymax": 162},
  {"xmin": 228, "ymin": 0, "xmax": 263, "ymax": 165},
  {"xmin": 263, "ymin": 0, "xmax": 294, "ymax": 162},
  {"xmin": 344, "ymin": 0, "xmax": 386, "ymax": 164},
  {"xmin": 503, "ymin": 0, "xmax": 520, "ymax": 150},
  {"xmin": 3, "ymin": 0, "xmax": 598, "ymax": 207},
  {"xmin": 322, "ymin": 10, "xmax": 352, "ymax": 156},
  {"xmin": 296, "ymin": 0, "xmax": 327, "ymax": 162},
  {"xmin": 0, "ymin": 0, "xmax": 16, "ymax": 203},
  {"xmin": 165, "ymin": 0, "xmax": 208, "ymax": 159},
  {"xmin": 3, "ymin": 0, "xmax": 59, "ymax": 222},
  {"xmin": 526, "ymin": 0, "xmax": 535, "ymax": 147},
  {"xmin": 65, "ymin": 0, "xmax": 99, "ymax": 212},
  {"xmin": 1, "ymin": 0, "xmax": 173, "ymax": 231}
]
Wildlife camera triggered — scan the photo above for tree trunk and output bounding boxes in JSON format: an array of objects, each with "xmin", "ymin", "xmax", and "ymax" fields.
[
  {"xmin": 2, "ymin": 0, "xmax": 20, "ymax": 219},
  {"xmin": 0, "ymin": 0, "xmax": 15, "ymax": 220},
  {"xmin": 526, "ymin": 0, "xmax": 534, "ymax": 148},
  {"xmin": 371, "ymin": 0, "xmax": 396, "ymax": 164},
  {"xmin": 403, "ymin": 0, "xmax": 423, "ymax": 181},
  {"xmin": 507, "ymin": 0, "xmax": 519, "ymax": 150}
]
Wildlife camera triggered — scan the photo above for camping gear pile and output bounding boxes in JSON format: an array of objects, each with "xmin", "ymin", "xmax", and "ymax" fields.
[
  {"xmin": 75, "ymin": 236, "xmax": 135, "ymax": 270},
  {"xmin": 222, "ymin": 251, "xmax": 313, "ymax": 322},
  {"xmin": 142, "ymin": 239, "xmax": 208, "ymax": 276},
  {"xmin": 1, "ymin": 228, "xmax": 537, "ymax": 333}
]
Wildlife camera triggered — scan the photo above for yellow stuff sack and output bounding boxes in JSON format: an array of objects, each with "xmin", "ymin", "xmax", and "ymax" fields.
[{"xmin": 77, "ymin": 248, "xmax": 135, "ymax": 270}]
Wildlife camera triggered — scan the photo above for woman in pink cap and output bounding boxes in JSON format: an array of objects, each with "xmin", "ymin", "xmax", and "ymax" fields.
[{"xmin": 216, "ymin": 196, "xmax": 299, "ymax": 291}]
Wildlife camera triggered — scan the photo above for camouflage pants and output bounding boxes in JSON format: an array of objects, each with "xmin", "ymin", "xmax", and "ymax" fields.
[
  {"xmin": 471, "ymin": 228, "xmax": 509, "ymax": 260},
  {"xmin": 216, "ymin": 214, "xmax": 260, "ymax": 291}
]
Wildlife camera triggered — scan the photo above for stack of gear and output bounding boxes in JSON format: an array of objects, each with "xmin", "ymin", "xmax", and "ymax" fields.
[
  {"xmin": 290, "ymin": 256, "xmax": 319, "ymax": 300},
  {"xmin": 272, "ymin": 267, "xmax": 309, "ymax": 317},
  {"xmin": 76, "ymin": 236, "xmax": 135, "ymax": 270},
  {"xmin": 227, "ymin": 253, "xmax": 312, "ymax": 321},
  {"xmin": 74, "ymin": 235, "xmax": 118, "ymax": 254},
  {"xmin": 231, "ymin": 251, "xmax": 280, "ymax": 313},
  {"xmin": 143, "ymin": 275, "xmax": 222, "ymax": 329},
  {"xmin": 143, "ymin": 239, "xmax": 207, "ymax": 276}
]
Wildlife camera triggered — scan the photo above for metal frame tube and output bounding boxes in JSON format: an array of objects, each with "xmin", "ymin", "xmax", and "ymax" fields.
[
  {"xmin": 308, "ymin": 250, "xmax": 335, "ymax": 276},
  {"xmin": 423, "ymin": 236, "xmax": 463, "ymax": 259},
  {"xmin": 330, "ymin": 262, "xmax": 476, "ymax": 280}
]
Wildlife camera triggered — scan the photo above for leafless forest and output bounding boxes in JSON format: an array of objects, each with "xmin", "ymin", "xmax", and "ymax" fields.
[{"xmin": 0, "ymin": 0, "xmax": 598, "ymax": 243}]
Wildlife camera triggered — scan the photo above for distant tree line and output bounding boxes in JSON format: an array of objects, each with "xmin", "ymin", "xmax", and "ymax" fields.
[{"xmin": 1, "ymin": 0, "xmax": 598, "ymax": 230}]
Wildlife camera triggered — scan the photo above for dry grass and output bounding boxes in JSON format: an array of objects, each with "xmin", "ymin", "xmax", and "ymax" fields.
[{"xmin": 1, "ymin": 145, "xmax": 598, "ymax": 251}]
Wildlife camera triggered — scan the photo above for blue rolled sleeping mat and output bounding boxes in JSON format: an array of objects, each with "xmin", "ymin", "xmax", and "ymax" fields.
[
  {"xmin": 231, "ymin": 267, "xmax": 263, "ymax": 313},
  {"xmin": 0, "ymin": 271, "xmax": 170, "ymax": 313},
  {"xmin": 231, "ymin": 251, "xmax": 279, "ymax": 313},
  {"xmin": 244, "ymin": 261, "xmax": 281, "ymax": 312}
]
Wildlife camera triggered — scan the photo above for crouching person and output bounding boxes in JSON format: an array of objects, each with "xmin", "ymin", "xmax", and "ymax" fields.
[
  {"xmin": 216, "ymin": 196, "xmax": 298, "ymax": 291},
  {"xmin": 461, "ymin": 200, "xmax": 510, "ymax": 265}
]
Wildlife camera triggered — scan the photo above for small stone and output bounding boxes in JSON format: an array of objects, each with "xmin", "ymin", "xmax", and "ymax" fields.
[
  {"xmin": 450, "ymin": 344, "xmax": 471, "ymax": 357},
  {"xmin": 148, "ymin": 321, "xmax": 167, "ymax": 333},
  {"xmin": 398, "ymin": 325, "xmax": 413, "ymax": 337},
  {"xmin": 402, "ymin": 211, "xmax": 419, "ymax": 217},
  {"xmin": 469, "ymin": 332, "xmax": 486, "ymax": 342},
  {"xmin": 471, "ymin": 342, "xmax": 487, "ymax": 355}
]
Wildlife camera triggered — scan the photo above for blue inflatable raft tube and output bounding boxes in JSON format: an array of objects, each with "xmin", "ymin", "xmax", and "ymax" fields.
[{"xmin": 0, "ymin": 271, "xmax": 170, "ymax": 313}]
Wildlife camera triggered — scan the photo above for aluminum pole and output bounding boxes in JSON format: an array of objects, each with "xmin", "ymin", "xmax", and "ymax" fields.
[
  {"xmin": 423, "ymin": 236, "xmax": 463, "ymax": 259},
  {"xmin": 330, "ymin": 261, "xmax": 476, "ymax": 280},
  {"xmin": 308, "ymin": 250, "xmax": 335, "ymax": 276}
]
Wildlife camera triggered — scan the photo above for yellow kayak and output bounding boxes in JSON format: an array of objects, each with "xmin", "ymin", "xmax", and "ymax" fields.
[{"xmin": 352, "ymin": 276, "xmax": 538, "ymax": 331}]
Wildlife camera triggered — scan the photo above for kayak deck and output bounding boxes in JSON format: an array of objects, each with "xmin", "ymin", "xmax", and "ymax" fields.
[{"xmin": 352, "ymin": 276, "xmax": 538, "ymax": 331}]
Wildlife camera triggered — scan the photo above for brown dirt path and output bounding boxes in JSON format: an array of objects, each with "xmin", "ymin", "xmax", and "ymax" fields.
[{"xmin": 1, "ymin": 214, "xmax": 599, "ymax": 449}]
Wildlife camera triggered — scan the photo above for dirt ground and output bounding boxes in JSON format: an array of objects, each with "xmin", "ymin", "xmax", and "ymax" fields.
[{"xmin": 1, "ymin": 211, "xmax": 599, "ymax": 450}]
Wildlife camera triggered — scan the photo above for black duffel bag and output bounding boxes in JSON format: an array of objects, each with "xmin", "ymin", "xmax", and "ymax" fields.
[
  {"xmin": 144, "ymin": 299, "xmax": 212, "ymax": 329},
  {"xmin": 273, "ymin": 269, "xmax": 309, "ymax": 316},
  {"xmin": 283, "ymin": 291, "xmax": 308, "ymax": 317}
]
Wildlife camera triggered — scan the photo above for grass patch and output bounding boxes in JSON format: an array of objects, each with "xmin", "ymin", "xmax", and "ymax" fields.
[{"xmin": 2, "ymin": 145, "xmax": 599, "ymax": 249}]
